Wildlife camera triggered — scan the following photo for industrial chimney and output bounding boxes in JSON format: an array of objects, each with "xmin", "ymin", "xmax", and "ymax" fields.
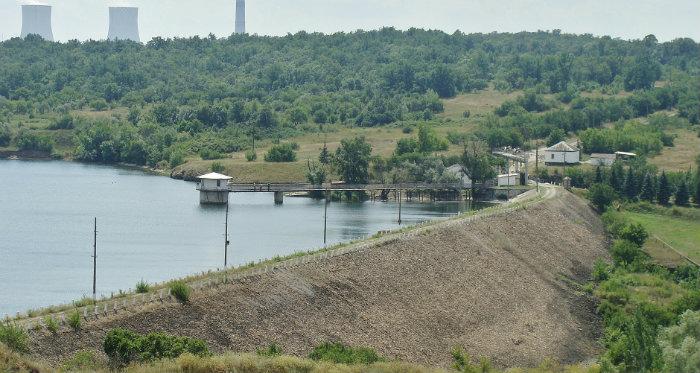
[
  {"xmin": 235, "ymin": 0, "xmax": 246, "ymax": 34},
  {"xmin": 108, "ymin": 7, "xmax": 140, "ymax": 42},
  {"xmin": 21, "ymin": 4, "xmax": 54, "ymax": 41}
]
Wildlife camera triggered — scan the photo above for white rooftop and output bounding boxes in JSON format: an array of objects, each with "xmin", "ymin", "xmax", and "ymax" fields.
[
  {"xmin": 546, "ymin": 141, "xmax": 578, "ymax": 152},
  {"xmin": 197, "ymin": 172, "xmax": 232, "ymax": 180}
]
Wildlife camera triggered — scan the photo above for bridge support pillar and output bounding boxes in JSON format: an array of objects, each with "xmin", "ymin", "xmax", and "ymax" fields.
[{"xmin": 274, "ymin": 191, "xmax": 284, "ymax": 204}]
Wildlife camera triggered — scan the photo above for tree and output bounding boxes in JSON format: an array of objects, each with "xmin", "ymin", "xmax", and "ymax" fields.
[
  {"xmin": 675, "ymin": 177, "xmax": 690, "ymax": 206},
  {"xmin": 589, "ymin": 183, "xmax": 617, "ymax": 212},
  {"xmin": 333, "ymin": 136, "xmax": 372, "ymax": 184},
  {"xmin": 623, "ymin": 167, "xmax": 638, "ymax": 200},
  {"xmin": 620, "ymin": 223, "xmax": 649, "ymax": 247},
  {"xmin": 595, "ymin": 166, "xmax": 603, "ymax": 184},
  {"xmin": 659, "ymin": 310, "xmax": 700, "ymax": 373},
  {"xmin": 417, "ymin": 125, "xmax": 448, "ymax": 153},
  {"xmin": 264, "ymin": 143, "xmax": 297, "ymax": 162},
  {"xmin": 460, "ymin": 141, "xmax": 497, "ymax": 198},
  {"xmin": 695, "ymin": 170, "xmax": 700, "ymax": 206},
  {"xmin": 609, "ymin": 162, "xmax": 624, "ymax": 193},
  {"xmin": 658, "ymin": 171, "xmax": 671, "ymax": 205},
  {"xmin": 639, "ymin": 173, "xmax": 655, "ymax": 202},
  {"xmin": 319, "ymin": 142, "xmax": 330, "ymax": 165}
]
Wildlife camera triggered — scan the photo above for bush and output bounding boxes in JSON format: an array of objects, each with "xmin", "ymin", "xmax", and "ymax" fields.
[
  {"xmin": 44, "ymin": 316, "xmax": 58, "ymax": 334},
  {"xmin": 15, "ymin": 131, "xmax": 53, "ymax": 152},
  {"xmin": 104, "ymin": 328, "xmax": 209, "ymax": 366},
  {"xmin": 68, "ymin": 310, "xmax": 82, "ymax": 331},
  {"xmin": 611, "ymin": 239, "xmax": 645, "ymax": 266},
  {"xmin": 308, "ymin": 342, "xmax": 382, "ymax": 364},
  {"xmin": 89, "ymin": 99, "xmax": 108, "ymax": 111},
  {"xmin": 211, "ymin": 161, "xmax": 225, "ymax": 173},
  {"xmin": 135, "ymin": 280, "xmax": 150, "ymax": 294},
  {"xmin": 592, "ymin": 259, "xmax": 611, "ymax": 281},
  {"xmin": 62, "ymin": 350, "xmax": 106, "ymax": 372},
  {"xmin": 619, "ymin": 223, "xmax": 649, "ymax": 247},
  {"xmin": 0, "ymin": 123, "xmax": 10, "ymax": 146},
  {"xmin": 264, "ymin": 143, "xmax": 297, "ymax": 162},
  {"xmin": 0, "ymin": 322, "xmax": 29, "ymax": 353},
  {"xmin": 48, "ymin": 115, "xmax": 75, "ymax": 130},
  {"xmin": 588, "ymin": 183, "xmax": 617, "ymax": 212},
  {"xmin": 199, "ymin": 148, "xmax": 224, "ymax": 160},
  {"xmin": 169, "ymin": 150, "xmax": 186, "ymax": 168},
  {"xmin": 659, "ymin": 310, "xmax": 700, "ymax": 373},
  {"xmin": 170, "ymin": 281, "xmax": 190, "ymax": 304},
  {"xmin": 245, "ymin": 149, "xmax": 257, "ymax": 162},
  {"xmin": 257, "ymin": 343, "xmax": 283, "ymax": 357}
]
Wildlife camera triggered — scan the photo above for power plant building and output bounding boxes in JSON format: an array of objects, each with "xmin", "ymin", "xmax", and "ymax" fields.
[
  {"xmin": 108, "ymin": 6, "xmax": 140, "ymax": 42},
  {"xmin": 21, "ymin": 4, "xmax": 54, "ymax": 41},
  {"xmin": 235, "ymin": 0, "xmax": 246, "ymax": 34}
]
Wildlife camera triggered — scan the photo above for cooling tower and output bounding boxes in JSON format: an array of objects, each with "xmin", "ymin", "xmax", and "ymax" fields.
[
  {"xmin": 235, "ymin": 0, "xmax": 246, "ymax": 34},
  {"xmin": 108, "ymin": 7, "xmax": 140, "ymax": 42},
  {"xmin": 21, "ymin": 4, "xmax": 54, "ymax": 41}
]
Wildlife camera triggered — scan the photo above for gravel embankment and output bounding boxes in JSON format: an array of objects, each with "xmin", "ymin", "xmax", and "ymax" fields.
[{"xmin": 30, "ymin": 189, "xmax": 608, "ymax": 368}]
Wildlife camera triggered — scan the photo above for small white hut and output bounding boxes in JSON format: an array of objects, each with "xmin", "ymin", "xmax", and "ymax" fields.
[
  {"xmin": 544, "ymin": 141, "xmax": 580, "ymax": 165},
  {"xmin": 197, "ymin": 172, "xmax": 232, "ymax": 204},
  {"xmin": 498, "ymin": 173, "xmax": 520, "ymax": 187}
]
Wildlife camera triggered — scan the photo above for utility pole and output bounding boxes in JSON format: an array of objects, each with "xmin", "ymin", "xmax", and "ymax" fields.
[
  {"xmin": 535, "ymin": 144, "xmax": 540, "ymax": 193},
  {"xmin": 92, "ymin": 217, "xmax": 97, "ymax": 300},
  {"xmin": 224, "ymin": 197, "xmax": 230, "ymax": 267},
  {"xmin": 398, "ymin": 190, "xmax": 403, "ymax": 224},
  {"xmin": 323, "ymin": 188, "xmax": 329, "ymax": 245}
]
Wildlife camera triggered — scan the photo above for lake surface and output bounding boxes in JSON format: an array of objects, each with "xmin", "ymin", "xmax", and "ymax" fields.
[{"xmin": 0, "ymin": 160, "xmax": 483, "ymax": 317}]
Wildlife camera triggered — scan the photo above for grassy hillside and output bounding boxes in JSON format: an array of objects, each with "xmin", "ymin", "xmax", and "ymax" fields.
[{"xmin": 623, "ymin": 209, "xmax": 700, "ymax": 265}]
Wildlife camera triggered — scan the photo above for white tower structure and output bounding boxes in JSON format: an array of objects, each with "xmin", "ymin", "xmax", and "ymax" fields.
[
  {"xmin": 108, "ymin": 7, "xmax": 140, "ymax": 42},
  {"xmin": 21, "ymin": 4, "xmax": 54, "ymax": 41},
  {"xmin": 235, "ymin": 0, "xmax": 246, "ymax": 34}
]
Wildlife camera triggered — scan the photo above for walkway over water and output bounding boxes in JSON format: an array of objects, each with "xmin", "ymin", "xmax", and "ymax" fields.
[{"xmin": 225, "ymin": 182, "xmax": 468, "ymax": 193}]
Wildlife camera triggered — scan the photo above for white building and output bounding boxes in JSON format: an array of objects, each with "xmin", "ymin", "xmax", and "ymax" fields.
[
  {"xmin": 497, "ymin": 173, "xmax": 520, "ymax": 187},
  {"xmin": 197, "ymin": 172, "xmax": 232, "ymax": 204},
  {"xmin": 235, "ymin": 0, "xmax": 246, "ymax": 34},
  {"xmin": 589, "ymin": 153, "xmax": 616, "ymax": 166},
  {"xmin": 445, "ymin": 164, "xmax": 472, "ymax": 188},
  {"xmin": 544, "ymin": 141, "xmax": 580, "ymax": 165}
]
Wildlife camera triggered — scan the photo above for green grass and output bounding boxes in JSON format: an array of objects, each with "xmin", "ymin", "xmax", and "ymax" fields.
[{"xmin": 622, "ymin": 211, "xmax": 700, "ymax": 264}]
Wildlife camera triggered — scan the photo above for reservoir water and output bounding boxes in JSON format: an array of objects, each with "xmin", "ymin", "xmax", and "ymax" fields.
[{"xmin": 0, "ymin": 160, "xmax": 482, "ymax": 317}]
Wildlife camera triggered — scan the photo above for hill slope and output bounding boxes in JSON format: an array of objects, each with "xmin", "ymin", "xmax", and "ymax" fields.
[{"xmin": 30, "ymin": 189, "xmax": 608, "ymax": 368}]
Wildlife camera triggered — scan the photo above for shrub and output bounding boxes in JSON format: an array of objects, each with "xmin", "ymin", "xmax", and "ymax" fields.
[
  {"xmin": 199, "ymin": 148, "xmax": 224, "ymax": 160},
  {"xmin": 211, "ymin": 161, "xmax": 225, "ymax": 173},
  {"xmin": 48, "ymin": 115, "xmax": 75, "ymax": 130},
  {"xmin": 257, "ymin": 343, "xmax": 283, "ymax": 357},
  {"xmin": 0, "ymin": 123, "xmax": 10, "ymax": 146},
  {"xmin": 611, "ymin": 239, "xmax": 645, "ymax": 266},
  {"xmin": 61, "ymin": 350, "xmax": 106, "ymax": 371},
  {"xmin": 16, "ymin": 131, "xmax": 53, "ymax": 152},
  {"xmin": 245, "ymin": 149, "xmax": 257, "ymax": 162},
  {"xmin": 592, "ymin": 259, "xmax": 611, "ymax": 282},
  {"xmin": 170, "ymin": 281, "xmax": 190, "ymax": 304},
  {"xmin": 264, "ymin": 143, "xmax": 297, "ymax": 162},
  {"xmin": 659, "ymin": 310, "xmax": 700, "ymax": 373},
  {"xmin": 68, "ymin": 310, "xmax": 82, "ymax": 331},
  {"xmin": 44, "ymin": 316, "xmax": 58, "ymax": 334},
  {"xmin": 104, "ymin": 328, "xmax": 209, "ymax": 366},
  {"xmin": 402, "ymin": 126, "xmax": 413, "ymax": 134},
  {"xmin": 619, "ymin": 223, "xmax": 649, "ymax": 247},
  {"xmin": 588, "ymin": 183, "xmax": 617, "ymax": 212},
  {"xmin": 0, "ymin": 322, "xmax": 29, "ymax": 353},
  {"xmin": 89, "ymin": 99, "xmax": 108, "ymax": 111},
  {"xmin": 308, "ymin": 342, "xmax": 382, "ymax": 364},
  {"xmin": 169, "ymin": 150, "xmax": 186, "ymax": 168},
  {"xmin": 135, "ymin": 280, "xmax": 150, "ymax": 294}
]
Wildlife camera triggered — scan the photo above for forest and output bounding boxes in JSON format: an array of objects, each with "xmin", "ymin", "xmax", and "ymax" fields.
[{"xmin": 0, "ymin": 29, "xmax": 698, "ymax": 170}]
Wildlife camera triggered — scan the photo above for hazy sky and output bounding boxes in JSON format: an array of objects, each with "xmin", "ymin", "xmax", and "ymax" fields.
[{"xmin": 1, "ymin": 0, "xmax": 698, "ymax": 42}]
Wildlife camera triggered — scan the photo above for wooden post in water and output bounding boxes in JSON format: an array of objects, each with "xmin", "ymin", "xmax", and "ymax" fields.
[
  {"xmin": 92, "ymin": 217, "xmax": 97, "ymax": 300},
  {"xmin": 224, "ymin": 196, "xmax": 230, "ymax": 267},
  {"xmin": 323, "ymin": 189, "xmax": 329, "ymax": 245}
]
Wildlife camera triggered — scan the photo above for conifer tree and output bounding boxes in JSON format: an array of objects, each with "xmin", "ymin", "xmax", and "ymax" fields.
[
  {"xmin": 623, "ymin": 167, "xmax": 637, "ymax": 200},
  {"xmin": 319, "ymin": 142, "xmax": 330, "ymax": 165},
  {"xmin": 695, "ymin": 172, "xmax": 700, "ymax": 205},
  {"xmin": 595, "ymin": 166, "xmax": 603, "ymax": 183},
  {"xmin": 657, "ymin": 171, "xmax": 671, "ymax": 205},
  {"xmin": 639, "ymin": 173, "xmax": 655, "ymax": 202},
  {"xmin": 675, "ymin": 177, "xmax": 690, "ymax": 206},
  {"xmin": 609, "ymin": 162, "xmax": 624, "ymax": 193}
]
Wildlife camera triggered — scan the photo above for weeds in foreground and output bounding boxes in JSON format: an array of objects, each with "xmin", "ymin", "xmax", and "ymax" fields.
[
  {"xmin": 67, "ymin": 311, "xmax": 81, "ymax": 331},
  {"xmin": 170, "ymin": 281, "xmax": 190, "ymax": 304},
  {"xmin": 135, "ymin": 279, "xmax": 150, "ymax": 294},
  {"xmin": 0, "ymin": 322, "xmax": 28, "ymax": 353},
  {"xmin": 44, "ymin": 316, "xmax": 58, "ymax": 334}
]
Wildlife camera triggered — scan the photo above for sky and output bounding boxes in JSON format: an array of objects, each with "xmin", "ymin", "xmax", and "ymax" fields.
[{"xmin": 1, "ymin": 0, "xmax": 698, "ymax": 42}]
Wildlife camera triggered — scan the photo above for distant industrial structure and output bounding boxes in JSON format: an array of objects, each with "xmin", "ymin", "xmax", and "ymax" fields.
[
  {"xmin": 21, "ymin": 4, "xmax": 54, "ymax": 41},
  {"xmin": 108, "ymin": 6, "xmax": 140, "ymax": 42},
  {"xmin": 235, "ymin": 0, "xmax": 246, "ymax": 34}
]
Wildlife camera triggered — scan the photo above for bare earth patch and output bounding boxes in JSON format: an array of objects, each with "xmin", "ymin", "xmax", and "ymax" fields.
[{"xmin": 30, "ymin": 191, "xmax": 608, "ymax": 369}]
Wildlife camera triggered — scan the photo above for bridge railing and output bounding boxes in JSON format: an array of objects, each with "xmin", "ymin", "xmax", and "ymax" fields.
[{"xmin": 227, "ymin": 182, "xmax": 468, "ymax": 192}]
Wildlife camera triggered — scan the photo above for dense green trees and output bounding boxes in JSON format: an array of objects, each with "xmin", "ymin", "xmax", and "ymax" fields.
[{"xmin": 333, "ymin": 136, "xmax": 372, "ymax": 184}]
